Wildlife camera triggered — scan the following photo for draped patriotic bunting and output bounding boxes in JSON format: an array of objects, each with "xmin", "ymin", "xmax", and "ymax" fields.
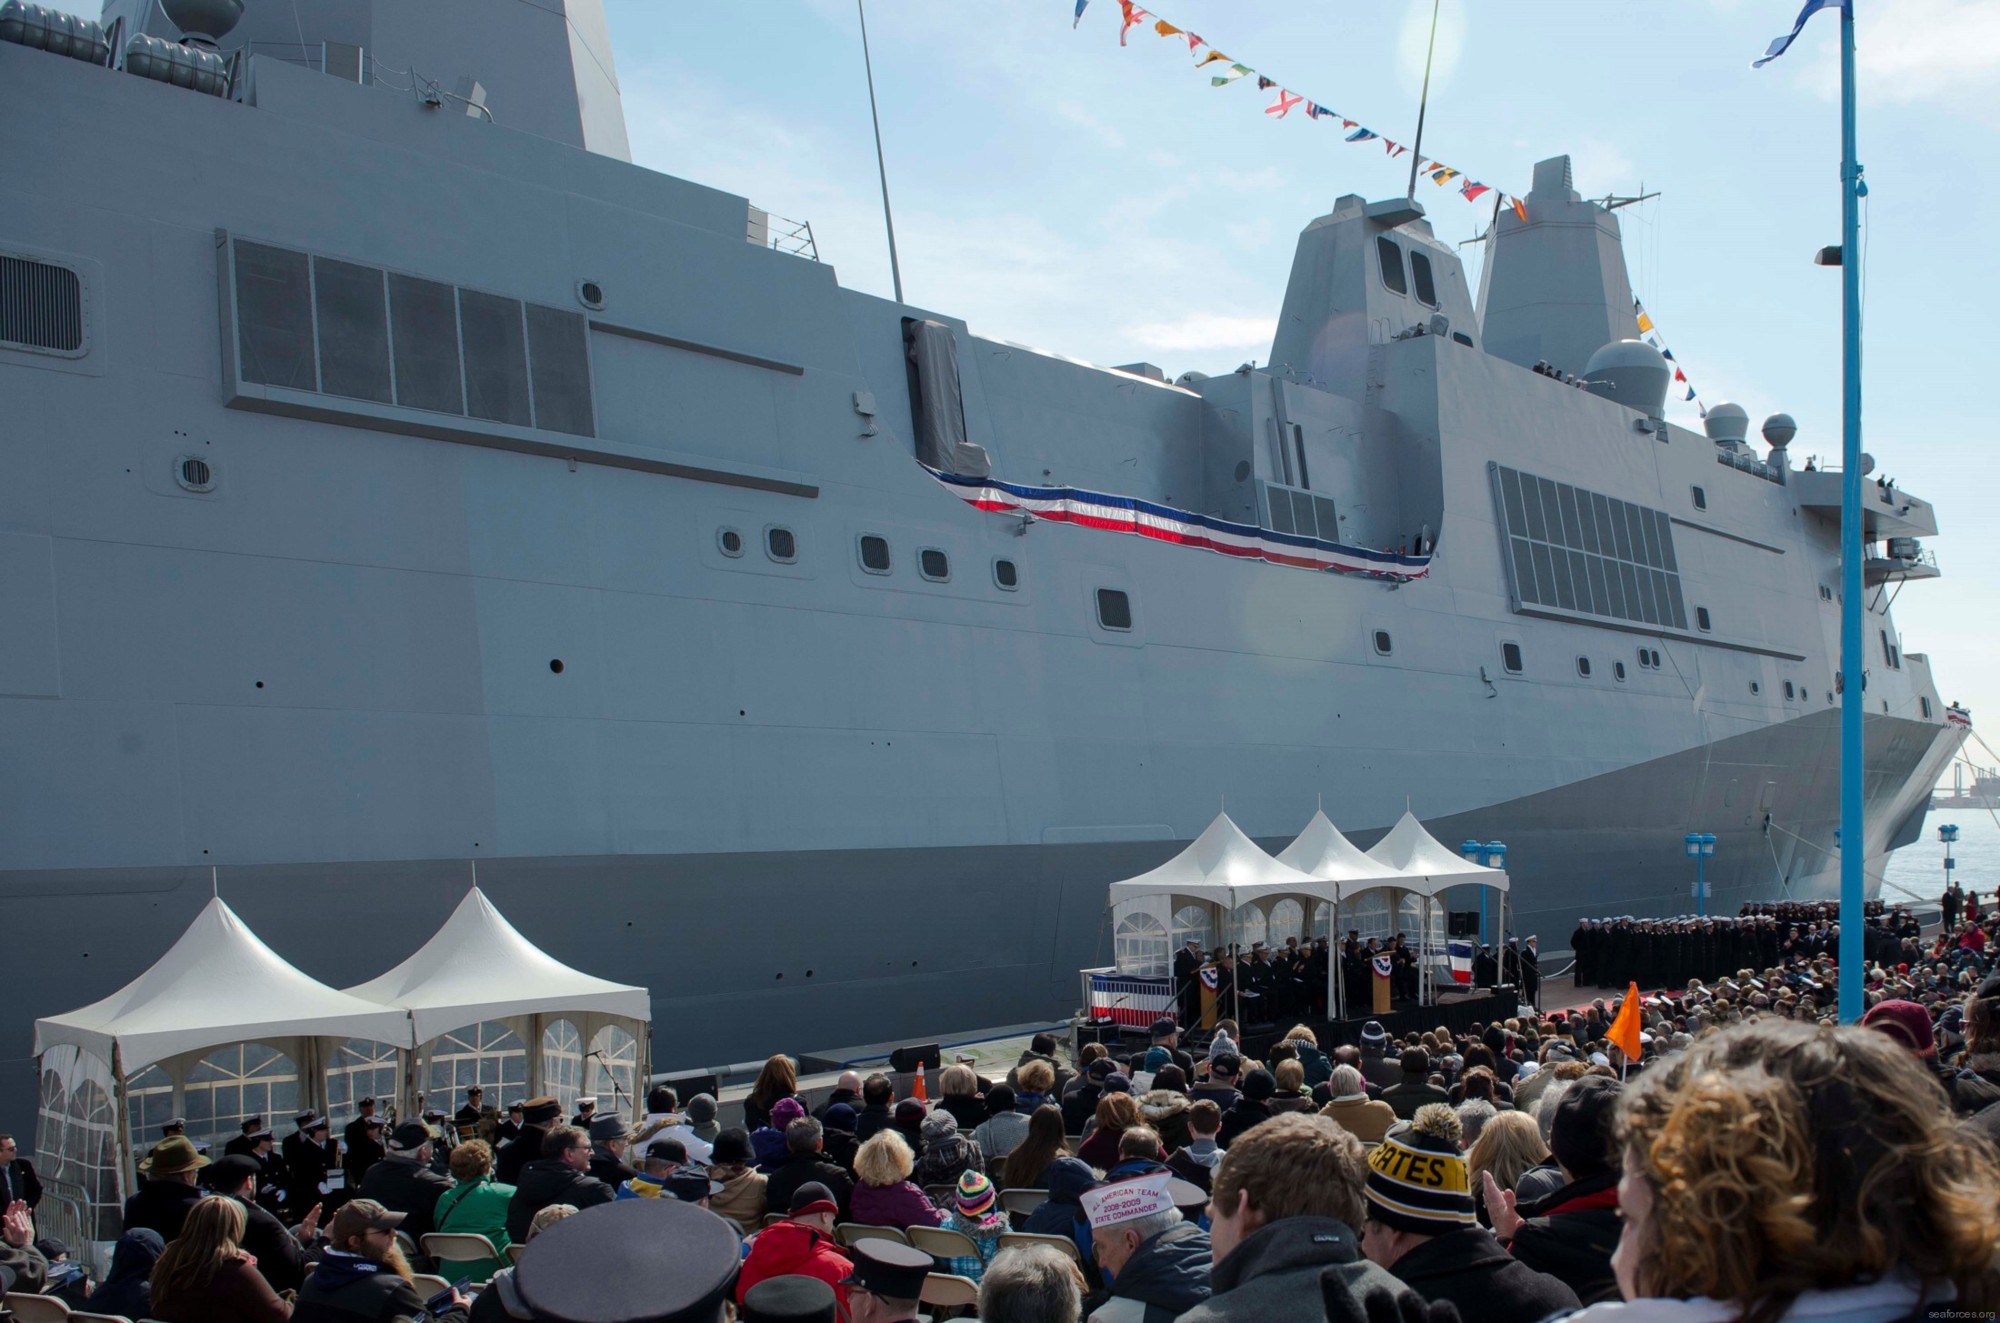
[
  {"xmin": 1077, "ymin": 3, "xmax": 1518, "ymax": 217},
  {"xmin": 1632, "ymin": 297, "xmax": 1709, "ymax": 418}
]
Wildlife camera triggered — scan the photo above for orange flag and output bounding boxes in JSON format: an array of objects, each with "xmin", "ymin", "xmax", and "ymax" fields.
[{"xmin": 1606, "ymin": 981, "xmax": 1644, "ymax": 1062}]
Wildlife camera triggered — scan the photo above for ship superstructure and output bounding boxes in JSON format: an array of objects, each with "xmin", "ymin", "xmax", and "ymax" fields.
[{"xmin": 0, "ymin": 0, "xmax": 1960, "ymax": 1133}]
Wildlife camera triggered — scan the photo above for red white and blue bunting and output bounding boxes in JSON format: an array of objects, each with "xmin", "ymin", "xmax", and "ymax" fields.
[{"xmin": 926, "ymin": 465, "xmax": 1432, "ymax": 582}]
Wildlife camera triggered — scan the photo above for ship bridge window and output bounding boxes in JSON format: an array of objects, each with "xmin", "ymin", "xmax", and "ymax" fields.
[
  {"xmin": 1263, "ymin": 481, "xmax": 1338, "ymax": 541},
  {"xmin": 1375, "ymin": 236, "xmax": 1408, "ymax": 296},
  {"xmin": 1691, "ymin": 486, "xmax": 1707, "ymax": 511},
  {"xmin": 1577, "ymin": 656, "xmax": 1592, "ymax": 678},
  {"xmin": 224, "ymin": 234, "xmax": 596, "ymax": 437},
  {"xmin": 1097, "ymin": 588, "xmax": 1133, "ymax": 631},
  {"xmin": 1490, "ymin": 465, "xmax": 1688, "ymax": 631},
  {"xmin": 1409, "ymin": 250, "xmax": 1438, "ymax": 307},
  {"xmin": 1696, "ymin": 606, "xmax": 1712, "ymax": 632}
]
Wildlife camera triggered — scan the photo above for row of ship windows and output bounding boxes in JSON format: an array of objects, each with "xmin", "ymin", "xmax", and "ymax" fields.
[
  {"xmin": 1373, "ymin": 630, "xmax": 1833, "ymax": 701},
  {"xmin": 715, "ymin": 524, "xmax": 1136, "ymax": 629}
]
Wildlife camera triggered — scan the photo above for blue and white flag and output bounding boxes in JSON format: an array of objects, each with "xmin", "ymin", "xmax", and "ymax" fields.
[
  {"xmin": 1752, "ymin": 0, "xmax": 1848, "ymax": 67},
  {"xmin": 1074, "ymin": 0, "xmax": 1089, "ymax": 29}
]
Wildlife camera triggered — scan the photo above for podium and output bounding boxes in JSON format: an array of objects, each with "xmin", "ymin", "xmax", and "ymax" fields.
[{"xmin": 1371, "ymin": 954, "xmax": 1392, "ymax": 1015}]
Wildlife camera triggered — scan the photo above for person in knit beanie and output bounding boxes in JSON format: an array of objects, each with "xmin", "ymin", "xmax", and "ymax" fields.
[
  {"xmin": 1360, "ymin": 1104, "xmax": 1579, "ymax": 1323},
  {"xmin": 938, "ymin": 1170, "xmax": 1009, "ymax": 1281}
]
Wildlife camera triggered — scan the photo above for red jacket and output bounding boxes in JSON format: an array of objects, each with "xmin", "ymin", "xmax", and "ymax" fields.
[{"xmin": 737, "ymin": 1220, "xmax": 853, "ymax": 1315}]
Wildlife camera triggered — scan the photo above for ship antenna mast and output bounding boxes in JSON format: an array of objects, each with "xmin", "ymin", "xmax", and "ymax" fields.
[
  {"xmin": 856, "ymin": 0, "xmax": 906, "ymax": 303},
  {"xmin": 1404, "ymin": 0, "xmax": 1442, "ymax": 200}
]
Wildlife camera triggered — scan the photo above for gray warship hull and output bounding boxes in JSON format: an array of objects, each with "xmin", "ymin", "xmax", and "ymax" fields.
[{"xmin": 0, "ymin": 1, "xmax": 1960, "ymax": 1135}]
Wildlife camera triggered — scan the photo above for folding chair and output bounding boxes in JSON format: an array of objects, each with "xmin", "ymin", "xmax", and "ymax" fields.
[
  {"xmin": 997, "ymin": 1230, "xmax": 1082, "ymax": 1265},
  {"xmin": 419, "ymin": 1232, "xmax": 504, "ymax": 1282},
  {"xmin": 833, "ymin": 1223, "xmax": 912, "ymax": 1249},
  {"xmin": 905, "ymin": 1224, "xmax": 980, "ymax": 1265}
]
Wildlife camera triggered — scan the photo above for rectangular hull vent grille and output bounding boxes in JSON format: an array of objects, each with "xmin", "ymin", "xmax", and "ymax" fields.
[{"xmin": 0, "ymin": 254, "xmax": 84, "ymax": 356}]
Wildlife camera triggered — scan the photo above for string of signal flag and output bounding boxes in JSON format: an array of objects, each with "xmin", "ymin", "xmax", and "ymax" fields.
[{"xmin": 1073, "ymin": 0, "xmax": 1713, "ymax": 414}]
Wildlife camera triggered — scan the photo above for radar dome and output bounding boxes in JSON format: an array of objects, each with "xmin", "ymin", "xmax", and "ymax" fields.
[
  {"xmin": 1581, "ymin": 340, "xmax": 1670, "ymax": 417},
  {"xmin": 1762, "ymin": 413, "xmax": 1797, "ymax": 448},
  {"xmin": 160, "ymin": 0, "xmax": 243, "ymax": 43},
  {"xmin": 1703, "ymin": 402, "xmax": 1750, "ymax": 446}
]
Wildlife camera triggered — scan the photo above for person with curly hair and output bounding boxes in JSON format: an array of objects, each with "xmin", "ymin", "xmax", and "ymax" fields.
[{"xmin": 1562, "ymin": 1018, "xmax": 2000, "ymax": 1320}]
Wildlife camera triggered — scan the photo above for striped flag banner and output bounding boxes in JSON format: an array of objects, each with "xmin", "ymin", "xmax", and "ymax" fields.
[
  {"xmin": 925, "ymin": 466, "xmax": 1432, "ymax": 582},
  {"xmin": 1447, "ymin": 940, "xmax": 1475, "ymax": 985}
]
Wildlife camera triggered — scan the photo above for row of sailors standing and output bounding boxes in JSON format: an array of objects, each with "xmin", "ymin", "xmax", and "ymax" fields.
[{"xmin": 1531, "ymin": 360, "xmax": 1588, "ymax": 388}]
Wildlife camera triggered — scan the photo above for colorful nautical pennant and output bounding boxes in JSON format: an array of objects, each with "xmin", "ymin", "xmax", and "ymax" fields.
[
  {"xmin": 1074, "ymin": 0, "xmax": 1090, "ymax": 28},
  {"xmin": 1510, "ymin": 196, "xmax": 1528, "ymax": 222},
  {"xmin": 1256, "ymin": 74, "xmax": 1275, "ymax": 90},
  {"xmin": 1211, "ymin": 63, "xmax": 1252, "ymax": 85},
  {"xmin": 1633, "ymin": 297, "xmax": 1710, "ymax": 417},
  {"xmin": 1117, "ymin": 0, "xmax": 1147, "ymax": 46},
  {"xmin": 1195, "ymin": 48, "xmax": 1229, "ymax": 67},
  {"xmin": 1153, "ymin": 18, "xmax": 1179, "ymax": 37},
  {"xmin": 1460, "ymin": 181, "xmax": 1490, "ymax": 202},
  {"xmin": 1345, "ymin": 127, "xmax": 1378, "ymax": 142},
  {"xmin": 1266, "ymin": 89, "xmax": 1303, "ymax": 118}
]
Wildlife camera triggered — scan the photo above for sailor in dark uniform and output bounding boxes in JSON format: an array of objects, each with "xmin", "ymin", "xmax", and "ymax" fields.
[
  {"xmin": 246, "ymin": 1127, "xmax": 287, "ymax": 1215},
  {"xmin": 282, "ymin": 1111, "xmax": 338, "ymax": 1220},
  {"xmin": 1173, "ymin": 939, "xmax": 1204, "ymax": 1028},
  {"xmin": 343, "ymin": 1106, "xmax": 385, "ymax": 1190},
  {"xmin": 496, "ymin": 1101, "xmax": 524, "ymax": 1146},
  {"xmin": 453, "ymin": 1087, "xmax": 486, "ymax": 1143},
  {"xmin": 1520, "ymin": 936, "xmax": 1541, "ymax": 1009},
  {"xmin": 223, "ymin": 1116, "xmax": 264, "ymax": 1159}
]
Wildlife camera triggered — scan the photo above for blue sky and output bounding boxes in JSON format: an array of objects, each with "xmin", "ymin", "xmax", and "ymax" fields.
[{"xmin": 607, "ymin": 0, "xmax": 1997, "ymax": 772}]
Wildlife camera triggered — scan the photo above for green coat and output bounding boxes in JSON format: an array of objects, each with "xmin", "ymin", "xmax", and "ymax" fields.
[{"xmin": 430, "ymin": 1175, "xmax": 515, "ymax": 1281}]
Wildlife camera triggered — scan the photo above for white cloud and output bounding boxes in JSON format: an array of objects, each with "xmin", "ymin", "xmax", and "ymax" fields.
[{"xmin": 1790, "ymin": 0, "xmax": 2000, "ymax": 120}]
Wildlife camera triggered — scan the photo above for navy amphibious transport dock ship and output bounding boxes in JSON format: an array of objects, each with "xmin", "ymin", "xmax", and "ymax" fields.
[{"xmin": 0, "ymin": 0, "xmax": 1961, "ymax": 1122}]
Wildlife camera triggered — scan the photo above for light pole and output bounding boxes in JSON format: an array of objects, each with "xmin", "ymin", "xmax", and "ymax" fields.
[
  {"xmin": 1684, "ymin": 832, "xmax": 1717, "ymax": 917},
  {"xmin": 1461, "ymin": 840, "xmax": 1507, "ymax": 943},
  {"xmin": 1940, "ymin": 823, "xmax": 1959, "ymax": 901}
]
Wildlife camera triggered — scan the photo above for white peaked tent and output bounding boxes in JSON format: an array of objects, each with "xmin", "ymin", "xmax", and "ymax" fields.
[
  {"xmin": 1366, "ymin": 811, "xmax": 1510, "ymax": 895},
  {"xmin": 346, "ymin": 888, "xmax": 652, "ymax": 1120},
  {"xmin": 1365, "ymin": 811, "xmax": 1512, "ymax": 1009},
  {"xmin": 1105, "ymin": 812, "xmax": 1336, "ymax": 1025},
  {"xmin": 1275, "ymin": 809, "xmax": 1408, "ymax": 889},
  {"xmin": 33, "ymin": 898, "xmax": 413, "ymax": 1237}
]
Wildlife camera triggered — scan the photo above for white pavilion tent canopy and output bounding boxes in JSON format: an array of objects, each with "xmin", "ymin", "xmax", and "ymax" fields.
[
  {"xmin": 345, "ymin": 887, "xmax": 652, "ymax": 1121},
  {"xmin": 32, "ymin": 888, "xmax": 652, "ymax": 1245},
  {"xmin": 34, "ymin": 898, "xmax": 410, "ymax": 1074},
  {"xmin": 1102, "ymin": 808, "xmax": 1510, "ymax": 1013},
  {"xmin": 32, "ymin": 898, "xmax": 413, "ymax": 1241}
]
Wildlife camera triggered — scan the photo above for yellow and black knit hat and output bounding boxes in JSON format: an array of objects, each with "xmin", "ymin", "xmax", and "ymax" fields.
[{"xmin": 1364, "ymin": 1106, "xmax": 1477, "ymax": 1235}]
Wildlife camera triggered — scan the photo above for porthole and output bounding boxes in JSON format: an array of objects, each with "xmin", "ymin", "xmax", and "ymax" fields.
[
  {"xmin": 1614, "ymin": 661, "xmax": 1627, "ymax": 682},
  {"xmin": 1501, "ymin": 642, "xmax": 1523, "ymax": 674},
  {"xmin": 1784, "ymin": 680, "xmax": 1796, "ymax": 701},
  {"xmin": 576, "ymin": 279, "xmax": 606, "ymax": 310},
  {"xmin": 1652, "ymin": 650, "xmax": 1662, "ymax": 668},
  {"xmin": 549, "ymin": 659, "xmax": 564, "ymax": 674},
  {"xmin": 1695, "ymin": 606, "xmax": 1711, "ymax": 632},
  {"xmin": 1691, "ymin": 486, "xmax": 1707, "ymax": 511},
  {"xmin": 1751, "ymin": 681, "xmax": 1762, "ymax": 695},
  {"xmin": 993, "ymin": 558, "xmax": 1019, "ymax": 591},
  {"xmin": 765, "ymin": 526, "xmax": 797, "ymax": 563},
  {"xmin": 1819, "ymin": 584, "xmax": 1834, "ymax": 602},
  {"xmin": 919, "ymin": 548, "xmax": 950, "ymax": 581},
  {"xmin": 1576, "ymin": 656, "xmax": 1592, "ymax": 678},
  {"xmin": 717, "ymin": 527, "xmax": 743, "ymax": 558},
  {"xmin": 858, "ymin": 534, "xmax": 891, "ymax": 574},
  {"xmin": 1096, "ymin": 588, "xmax": 1133, "ymax": 631},
  {"xmin": 1372, "ymin": 630, "xmax": 1393, "ymax": 657}
]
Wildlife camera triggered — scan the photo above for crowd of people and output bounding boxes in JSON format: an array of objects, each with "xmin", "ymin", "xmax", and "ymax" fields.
[{"xmin": 1, "ymin": 895, "xmax": 1996, "ymax": 1321}]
